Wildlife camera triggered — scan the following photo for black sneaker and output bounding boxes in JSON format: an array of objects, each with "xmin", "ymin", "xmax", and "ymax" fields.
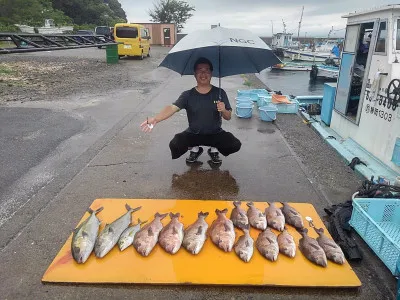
[
  {"xmin": 207, "ymin": 148, "xmax": 222, "ymax": 164},
  {"xmin": 186, "ymin": 147, "xmax": 203, "ymax": 163}
]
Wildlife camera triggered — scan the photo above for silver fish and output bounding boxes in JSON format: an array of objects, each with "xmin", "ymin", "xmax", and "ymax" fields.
[
  {"xmin": 265, "ymin": 202, "xmax": 285, "ymax": 232},
  {"xmin": 314, "ymin": 227, "xmax": 345, "ymax": 265},
  {"xmin": 209, "ymin": 208, "xmax": 236, "ymax": 252},
  {"xmin": 256, "ymin": 228, "xmax": 279, "ymax": 261},
  {"xmin": 246, "ymin": 202, "xmax": 267, "ymax": 230},
  {"xmin": 298, "ymin": 228, "xmax": 327, "ymax": 267},
  {"xmin": 280, "ymin": 202, "xmax": 304, "ymax": 230},
  {"xmin": 234, "ymin": 225, "xmax": 254, "ymax": 262},
  {"xmin": 159, "ymin": 213, "xmax": 185, "ymax": 254},
  {"xmin": 71, "ymin": 206, "xmax": 104, "ymax": 264},
  {"xmin": 94, "ymin": 204, "xmax": 141, "ymax": 258},
  {"xmin": 230, "ymin": 201, "xmax": 249, "ymax": 229},
  {"xmin": 133, "ymin": 212, "xmax": 168, "ymax": 257},
  {"xmin": 118, "ymin": 219, "xmax": 147, "ymax": 251},
  {"xmin": 277, "ymin": 228, "xmax": 296, "ymax": 258},
  {"xmin": 182, "ymin": 211, "xmax": 209, "ymax": 255}
]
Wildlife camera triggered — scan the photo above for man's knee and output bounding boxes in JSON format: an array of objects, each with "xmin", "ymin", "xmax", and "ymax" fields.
[{"xmin": 232, "ymin": 138, "xmax": 241, "ymax": 153}]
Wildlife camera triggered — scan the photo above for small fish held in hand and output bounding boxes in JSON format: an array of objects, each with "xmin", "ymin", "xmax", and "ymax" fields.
[
  {"xmin": 246, "ymin": 202, "xmax": 267, "ymax": 231},
  {"xmin": 133, "ymin": 212, "xmax": 168, "ymax": 257},
  {"xmin": 265, "ymin": 202, "xmax": 285, "ymax": 232},
  {"xmin": 182, "ymin": 211, "xmax": 209, "ymax": 255},
  {"xmin": 118, "ymin": 219, "xmax": 147, "ymax": 251},
  {"xmin": 230, "ymin": 201, "xmax": 249, "ymax": 229},
  {"xmin": 234, "ymin": 225, "xmax": 254, "ymax": 262},
  {"xmin": 94, "ymin": 204, "xmax": 141, "ymax": 258},
  {"xmin": 159, "ymin": 213, "xmax": 185, "ymax": 254},
  {"xmin": 209, "ymin": 208, "xmax": 235, "ymax": 252},
  {"xmin": 71, "ymin": 206, "xmax": 103, "ymax": 264},
  {"xmin": 277, "ymin": 227, "xmax": 296, "ymax": 258},
  {"xmin": 256, "ymin": 228, "xmax": 279, "ymax": 262}
]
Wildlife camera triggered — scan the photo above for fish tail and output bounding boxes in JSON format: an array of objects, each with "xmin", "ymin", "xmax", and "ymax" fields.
[
  {"xmin": 88, "ymin": 206, "xmax": 104, "ymax": 214},
  {"xmin": 233, "ymin": 201, "xmax": 241, "ymax": 207},
  {"xmin": 155, "ymin": 212, "xmax": 168, "ymax": 220},
  {"xmin": 221, "ymin": 208, "xmax": 228, "ymax": 214},
  {"xmin": 198, "ymin": 211, "xmax": 209, "ymax": 218},
  {"xmin": 126, "ymin": 204, "xmax": 141, "ymax": 213},
  {"xmin": 169, "ymin": 212, "xmax": 180, "ymax": 219},
  {"xmin": 138, "ymin": 218, "xmax": 148, "ymax": 225},
  {"xmin": 246, "ymin": 202, "xmax": 254, "ymax": 207}
]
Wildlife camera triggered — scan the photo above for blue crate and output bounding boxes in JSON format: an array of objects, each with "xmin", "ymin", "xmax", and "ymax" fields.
[
  {"xmin": 257, "ymin": 95, "xmax": 272, "ymax": 107},
  {"xmin": 350, "ymin": 198, "xmax": 400, "ymax": 275},
  {"xmin": 275, "ymin": 99, "xmax": 300, "ymax": 114},
  {"xmin": 392, "ymin": 138, "xmax": 400, "ymax": 167},
  {"xmin": 237, "ymin": 90, "xmax": 259, "ymax": 102}
]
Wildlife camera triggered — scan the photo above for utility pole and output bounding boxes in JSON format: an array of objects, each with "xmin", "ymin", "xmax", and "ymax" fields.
[
  {"xmin": 271, "ymin": 20, "xmax": 274, "ymax": 36},
  {"xmin": 297, "ymin": 6, "xmax": 304, "ymax": 40},
  {"xmin": 282, "ymin": 19, "xmax": 286, "ymax": 34}
]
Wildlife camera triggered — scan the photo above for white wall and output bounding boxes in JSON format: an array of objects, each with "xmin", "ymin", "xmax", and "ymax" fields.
[{"xmin": 331, "ymin": 10, "xmax": 400, "ymax": 172}]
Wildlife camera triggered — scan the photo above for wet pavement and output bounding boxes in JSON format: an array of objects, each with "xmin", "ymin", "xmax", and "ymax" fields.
[{"xmin": 0, "ymin": 49, "xmax": 397, "ymax": 299}]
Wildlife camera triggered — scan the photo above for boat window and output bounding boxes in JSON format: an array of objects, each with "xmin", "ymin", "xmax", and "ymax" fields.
[
  {"xmin": 396, "ymin": 20, "xmax": 400, "ymax": 50},
  {"xmin": 344, "ymin": 25, "xmax": 359, "ymax": 53},
  {"xmin": 375, "ymin": 21, "xmax": 386, "ymax": 53}
]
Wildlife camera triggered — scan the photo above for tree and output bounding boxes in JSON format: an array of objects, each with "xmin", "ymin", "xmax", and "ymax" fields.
[{"xmin": 148, "ymin": 0, "xmax": 195, "ymax": 33}]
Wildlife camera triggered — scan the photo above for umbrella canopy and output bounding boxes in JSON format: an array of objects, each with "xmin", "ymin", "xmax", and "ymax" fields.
[{"xmin": 159, "ymin": 26, "xmax": 281, "ymax": 78}]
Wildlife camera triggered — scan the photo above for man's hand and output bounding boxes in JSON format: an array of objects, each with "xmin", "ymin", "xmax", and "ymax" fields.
[
  {"xmin": 140, "ymin": 117, "xmax": 157, "ymax": 133},
  {"xmin": 217, "ymin": 101, "xmax": 226, "ymax": 112}
]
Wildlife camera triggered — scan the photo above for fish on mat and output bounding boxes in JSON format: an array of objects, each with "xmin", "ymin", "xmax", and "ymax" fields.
[
  {"xmin": 280, "ymin": 202, "xmax": 304, "ymax": 229},
  {"xmin": 277, "ymin": 227, "xmax": 296, "ymax": 258},
  {"xmin": 256, "ymin": 228, "xmax": 279, "ymax": 261},
  {"xmin": 265, "ymin": 202, "xmax": 285, "ymax": 232},
  {"xmin": 133, "ymin": 212, "xmax": 168, "ymax": 257},
  {"xmin": 314, "ymin": 227, "xmax": 345, "ymax": 265},
  {"xmin": 209, "ymin": 208, "xmax": 235, "ymax": 252},
  {"xmin": 159, "ymin": 213, "xmax": 185, "ymax": 254},
  {"xmin": 246, "ymin": 202, "xmax": 267, "ymax": 231},
  {"xmin": 230, "ymin": 201, "xmax": 249, "ymax": 229},
  {"xmin": 71, "ymin": 206, "xmax": 104, "ymax": 264},
  {"xmin": 118, "ymin": 219, "xmax": 147, "ymax": 251},
  {"xmin": 298, "ymin": 228, "xmax": 327, "ymax": 267},
  {"xmin": 234, "ymin": 225, "xmax": 254, "ymax": 262},
  {"xmin": 94, "ymin": 204, "xmax": 141, "ymax": 258},
  {"xmin": 182, "ymin": 211, "xmax": 209, "ymax": 255}
]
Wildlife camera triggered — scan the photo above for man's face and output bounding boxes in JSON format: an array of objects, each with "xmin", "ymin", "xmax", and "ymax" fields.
[{"xmin": 194, "ymin": 63, "xmax": 212, "ymax": 85}]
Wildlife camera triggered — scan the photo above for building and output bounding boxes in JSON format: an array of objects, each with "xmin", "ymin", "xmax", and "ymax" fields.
[{"xmin": 135, "ymin": 23, "xmax": 177, "ymax": 46}]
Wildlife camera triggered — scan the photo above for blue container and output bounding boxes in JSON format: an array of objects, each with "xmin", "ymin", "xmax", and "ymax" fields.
[
  {"xmin": 235, "ymin": 102, "xmax": 253, "ymax": 118},
  {"xmin": 350, "ymin": 198, "xmax": 400, "ymax": 275},
  {"xmin": 392, "ymin": 138, "xmax": 400, "ymax": 167},
  {"xmin": 235, "ymin": 97, "xmax": 253, "ymax": 105},
  {"xmin": 237, "ymin": 90, "xmax": 259, "ymax": 102},
  {"xmin": 257, "ymin": 95, "xmax": 272, "ymax": 107},
  {"xmin": 275, "ymin": 100, "xmax": 299, "ymax": 114},
  {"xmin": 259, "ymin": 103, "xmax": 277, "ymax": 122},
  {"xmin": 321, "ymin": 82, "xmax": 337, "ymax": 125}
]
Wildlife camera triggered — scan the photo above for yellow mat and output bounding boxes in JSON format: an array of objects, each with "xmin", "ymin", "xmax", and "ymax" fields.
[{"xmin": 42, "ymin": 199, "xmax": 361, "ymax": 287}]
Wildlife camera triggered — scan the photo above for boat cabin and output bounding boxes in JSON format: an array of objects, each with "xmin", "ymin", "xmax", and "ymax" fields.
[
  {"xmin": 330, "ymin": 5, "xmax": 400, "ymax": 172},
  {"xmin": 271, "ymin": 33, "xmax": 293, "ymax": 49}
]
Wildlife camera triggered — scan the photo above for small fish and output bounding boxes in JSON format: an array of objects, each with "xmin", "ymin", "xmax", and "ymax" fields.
[
  {"xmin": 133, "ymin": 212, "xmax": 168, "ymax": 257},
  {"xmin": 277, "ymin": 228, "xmax": 296, "ymax": 258},
  {"xmin": 280, "ymin": 202, "xmax": 304, "ymax": 229},
  {"xmin": 246, "ymin": 202, "xmax": 267, "ymax": 230},
  {"xmin": 118, "ymin": 219, "xmax": 147, "ymax": 251},
  {"xmin": 314, "ymin": 227, "xmax": 345, "ymax": 265},
  {"xmin": 265, "ymin": 202, "xmax": 285, "ymax": 232},
  {"xmin": 159, "ymin": 213, "xmax": 185, "ymax": 254},
  {"xmin": 71, "ymin": 206, "xmax": 104, "ymax": 264},
  {"xmin": 256, "ymin": 228, "xmax": 279, "ymax": 261},
  {"xmin": 234, "ymin": 225, "xmax": 254, "ymax": 262},
  {"xmin": 182, "ymin": 211, "xmax": 209, "ymax": 255},
  {"xmin": 94, "ymin": 204, "xmax": 141, "ymax": 258},
  {"xmin": 298, "ymin": 228, "xmax": 327, "ymax": 267},
  {"xmin": 230, "ymin": 201, "xmax": 249, "ymax": 229},
  {"xmin": 209, "ymin": 208, "xmax": 236, "ymax": 252}
]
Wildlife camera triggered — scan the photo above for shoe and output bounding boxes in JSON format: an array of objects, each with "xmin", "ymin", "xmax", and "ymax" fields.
[
  {"xmin": 207, "ymin": 148, "xmax": 222, "ymax": 164},
  {"xmin": 186, "ymin": 147, "xmax": 203, "ymax": 163}
]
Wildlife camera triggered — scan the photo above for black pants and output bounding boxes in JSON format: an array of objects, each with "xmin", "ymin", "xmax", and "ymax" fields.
[{"xmin": 169, "ymin": 130, "xmax": 241, "ymax": 159}]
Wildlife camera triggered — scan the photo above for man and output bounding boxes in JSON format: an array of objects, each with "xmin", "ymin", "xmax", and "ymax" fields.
[{"xmin": 140, "ymin": 57, "xmax": 241, "ymax": 164}]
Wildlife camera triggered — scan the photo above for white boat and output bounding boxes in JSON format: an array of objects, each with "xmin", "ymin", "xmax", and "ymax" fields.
[
  {"xmin": 285, "ymin": 40, "xmax": 341, "ymax": 63},
  {"xmin": 310, "ymin": 64, "xmax": 339, "ymax": 80},
  {"xmin": 15, "ymin": 19, "xmax": 73, "ymax": 34},
  {"xmin": 271, "ymin": 62, "xmax": 311, "ymax": 71}
]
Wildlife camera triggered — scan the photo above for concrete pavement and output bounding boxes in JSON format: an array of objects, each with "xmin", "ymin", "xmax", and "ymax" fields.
[{"xmin": 0, "ymin": 66, "xmax": 396, "ymax": 299}]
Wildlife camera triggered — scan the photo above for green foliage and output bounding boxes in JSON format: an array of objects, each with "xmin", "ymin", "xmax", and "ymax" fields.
[
  {"xmin": 148, "ymin": 0, "xmax": 195, "ymax": 33},
  {"xmin": 0, "ymin": 0, "xmax": 127, "ymax": 31}
]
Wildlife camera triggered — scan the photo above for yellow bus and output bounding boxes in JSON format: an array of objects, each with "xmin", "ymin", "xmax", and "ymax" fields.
[{"xmin": 114, "ymin": 23, "xmax": 151, "ymax": 59}]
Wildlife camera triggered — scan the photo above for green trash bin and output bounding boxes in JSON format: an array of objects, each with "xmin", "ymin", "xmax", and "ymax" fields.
[{"xmin": 106, "ymin": 44, "xmax": 119, "ymax": 64}]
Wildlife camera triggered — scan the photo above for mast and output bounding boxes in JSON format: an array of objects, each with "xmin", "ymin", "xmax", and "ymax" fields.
[{"xmin": 297, "ymin": 6, "xmax": 304, "ymax": 40}]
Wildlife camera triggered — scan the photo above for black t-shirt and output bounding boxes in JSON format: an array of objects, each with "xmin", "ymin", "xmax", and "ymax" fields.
[{"xmin": 173, "ymin": 85, "xmax": 232, "ymax": 135}]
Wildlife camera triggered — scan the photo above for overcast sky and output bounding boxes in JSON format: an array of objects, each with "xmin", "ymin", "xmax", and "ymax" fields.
[{"xmin": 119, "ymin": 1, "xmax": 397, "ymax": 37}]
